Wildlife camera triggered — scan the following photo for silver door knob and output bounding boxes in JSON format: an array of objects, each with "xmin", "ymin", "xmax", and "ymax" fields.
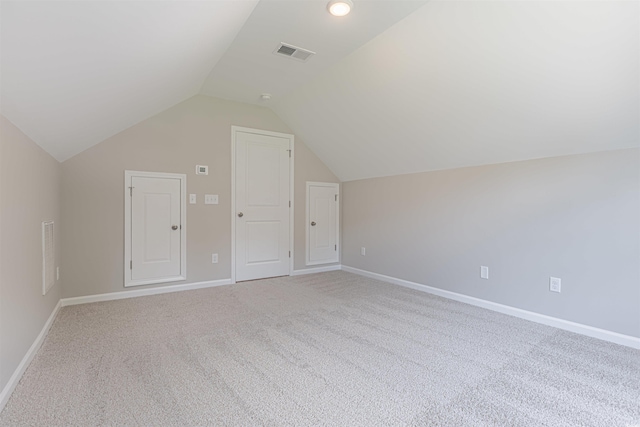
[
  {"xmin": 171, "ymin": 225, "xmax": 178, "ymax": 230},
  {"xmin": 311, "ymin": 221, "xmax": 316, "ymax": 226},
  {"xmin": 237, "ymin": 212, "xmax": 244, "ymax": 218}
]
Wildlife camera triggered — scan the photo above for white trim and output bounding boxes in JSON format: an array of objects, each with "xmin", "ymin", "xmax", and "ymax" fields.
[
  {"xmin": 291, "ymin": 264, "xmax": 342, "ymax": 276},
  {"xmin": 341, "ymin": 265, "xmax": 640, "ymax": 350},
  {"xmin": 231, "ymin": 126, "xmax": 295, "ymax": 284},
  {"xmin": 0, "ymin": 279, "xmax": 233, "ymax": 412},
  {"xmin": 305, "ymin": 182, "xmax": 340, "ymax": 266},
  {"xmin": 61, "ymin": 279, "xmax": 232, "ymax": 307},
  {"xmin": 122, "ymin": 276, "xmax": 187, "ymax": 287},
  {"xmin": 124, "ymin": 170, "xmax": 187, "ymax": 288},
  {"xmin": 0, "ymin": 300, "xmax": 61, "ymax": 413},
  {"xmin": 290, "ymin": 138, "xmax": 295, "ymax": 280},
  {"xmin": 41, "ymin": 220, "xmax": 55, "ymax": 295}
]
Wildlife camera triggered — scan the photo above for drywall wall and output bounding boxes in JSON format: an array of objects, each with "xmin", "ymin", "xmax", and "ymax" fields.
[
  {"xmin": 0, "ymin": 115, "xmax": 62, "ymax": 393},
  {"xmin": 61, "ymin": 95, "xmax": 338, "ymax": 298},
  {"xmin": 342, "ymin": 149, "xmax": 640, "ymax": 338}
]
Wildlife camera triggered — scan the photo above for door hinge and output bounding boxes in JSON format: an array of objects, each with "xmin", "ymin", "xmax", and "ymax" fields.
[
  {"xmin": 130, "ymin": 260, "xmax": 132, "ymax": 270},
  {"xmin": 129, "ymin": 186, "xmax": 134, "ymax": 197},
  {"xmin": 289, "ymin": 201, "xmax": 291, "ymax": 208},
  {"xmin": 335, "ymin": 194, "xmax": 337, "ymax": 201},
  {"xmin": 286, "ymin": 149, "xmax": 291, "ymax": 158},
  {"xmin": 289, "ymin": 251, "xmax": 291, "ymax": 258},
  {"xmin": 335, "ymin": 245, "xmax": 337, "ymax": 251}
]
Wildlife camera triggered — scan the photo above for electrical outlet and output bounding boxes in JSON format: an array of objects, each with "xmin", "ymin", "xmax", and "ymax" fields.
[
  {"xmin": 480, "ymin": 266, "xmax": 489, "ymax": 280},
  {"xmin": 360, "ymin": 247, "xmax": 366, "ymax": 256},
  {"xmin": 189, "ymin": 194, "xmax": 197, "ymax": 204},
  {"xmin": 550, "ymin": 277, "xmax": 561, "ymax": 293},
  {"xmin": 211, "ymin": 253, "xmax": 218, "ymax": 264},
  {"xmin": 56, "ymin": 267, "xmax": 60, "ymax": 281}
]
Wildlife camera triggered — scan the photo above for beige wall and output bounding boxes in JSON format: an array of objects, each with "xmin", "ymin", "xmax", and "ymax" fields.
[
  {"xmin": 0, "ymin": 115, "xmax": 62, "ymax": 393},
  {"xmin": 61, "ymin": 95, "xmax": 339, "ymax": 298},
  {"xmin": 343, "ymin": 149, "xmax": 640, "ymax": 338}
]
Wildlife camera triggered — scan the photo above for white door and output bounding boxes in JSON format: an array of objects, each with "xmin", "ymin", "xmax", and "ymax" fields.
[
  {"xmin": 307, "ymin": 182, "xmax": 339, "ymax": 265},
  {"xmin": 234, "ymin": 130, "xmax": 291, "ymax": 282},
  {"xmin": 125, "ymin": 171, "xmax": 186, "ymax": 287}
]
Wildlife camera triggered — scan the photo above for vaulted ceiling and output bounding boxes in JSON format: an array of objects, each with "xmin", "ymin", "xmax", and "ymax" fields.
[{"xmin": 1, "ymin": 1, "xmax": 638, "ymax": 181}]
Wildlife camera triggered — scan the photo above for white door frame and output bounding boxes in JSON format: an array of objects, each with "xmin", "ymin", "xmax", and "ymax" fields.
[
  {"xmin": 306, "ymin": 181, "xmax": 340, "ymax": 266},
  {"xmin": 124, "ymin": 170, "xmax": 187, "ymax": 287},
  {"xmin": 231, "ymin": 126, "xmax": 294, "ymax": 284}
]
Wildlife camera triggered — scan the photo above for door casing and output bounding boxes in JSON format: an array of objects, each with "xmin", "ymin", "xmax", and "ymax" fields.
[
  {"xmin": 124, "ymin": 170, "xmax": 187, "ymax": 287},
  {"xmin": 306, "ymin": 181, "xmax": 340, "ymax": 266},
  {"xmin": 231, "ymin": 126, "xmax": 294, "ymax": 284}
]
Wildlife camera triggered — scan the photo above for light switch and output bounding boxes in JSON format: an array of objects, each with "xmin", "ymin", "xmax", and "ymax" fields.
[
  {"xmin": 189, "ymin": 194, "xmax": 197, "ymax": 204},
  {"xmin": 205, "ymin": 194, "xmax": 218, "ymax": 205}
]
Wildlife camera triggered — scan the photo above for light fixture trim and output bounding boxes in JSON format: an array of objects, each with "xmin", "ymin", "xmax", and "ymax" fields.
[{"xmin": 327, "ymin": 0, "xmax": 353, "ymax": 17}]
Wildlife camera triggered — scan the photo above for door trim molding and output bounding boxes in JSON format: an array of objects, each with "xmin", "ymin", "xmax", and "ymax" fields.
[
  {"xmin": 230, "ymin": 126, "xmax": 294, "ymax": 284},
  {"xmin": 124, "ymin": 170, "xmax": 187, "ymax": 288},
  {"xmin": 306, "ymin": 181, "xmax": 340, "ymax": 266}
]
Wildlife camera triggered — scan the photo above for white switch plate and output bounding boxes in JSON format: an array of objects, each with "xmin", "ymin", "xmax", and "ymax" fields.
[
  {"xmin": 361, "ymin": 247, "xmax": 366, "ymax": 256},
  {"xmin": 480, "ymin": 266, "xmax": 489, "ymax": 279},
  {"xmin": 550, "ymin": 277, "xmax": 561, "ymax": 293},
  {"xmin": 205, "ymin": 194, "xmax": 218, "ymax": 205},
  {"xmin": 189, "ymin": 194, "xmax": 196, "ymax": 204},
  {"xmin": 211, "ymin": 253, "xmax": 218, "ymax": 264}
]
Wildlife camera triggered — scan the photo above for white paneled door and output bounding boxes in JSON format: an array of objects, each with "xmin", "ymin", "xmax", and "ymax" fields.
[
  {"xmin": 234, "ymin": 129, "xmax": 292, "ymax": 282},
  {"xmin": 307, "ymin": 182, "xmax": 339, "ymax": 265},
  {"xmin": 125, "ymin": 171, "xmax": 186, "ymax": 287}
]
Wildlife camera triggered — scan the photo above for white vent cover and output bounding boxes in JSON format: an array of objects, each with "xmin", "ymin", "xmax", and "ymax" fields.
[
  {"xmin": 42, "ymin": 221, "xmax": 55, "ymax": 295},
  {"xmin": 273, "ymin": 43, "xmax": 316, "ymax": 62}
]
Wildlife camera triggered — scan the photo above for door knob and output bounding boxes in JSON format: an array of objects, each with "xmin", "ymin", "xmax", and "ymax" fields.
[
  {"xmin": 171, "ymin": 225, "xmax": 178, "ymax": 230},
  {"xmin": 237, "ymin": 212, "xmax": 244, "ymax": 218},
  {"xmin": 311, "ymin": 221, "xmax": 316, "ymax": 226}
]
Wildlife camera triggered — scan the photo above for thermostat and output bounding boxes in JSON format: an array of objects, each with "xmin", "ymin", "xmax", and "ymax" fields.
[{"xmin": 196, "ymin": 165, "xmax": 208, "ymax": 175}]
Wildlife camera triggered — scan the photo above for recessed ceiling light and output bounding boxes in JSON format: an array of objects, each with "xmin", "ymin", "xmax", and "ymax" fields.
[{"xmin": 327, "ymin": 0, "xmax": 353, "ymax": 17}]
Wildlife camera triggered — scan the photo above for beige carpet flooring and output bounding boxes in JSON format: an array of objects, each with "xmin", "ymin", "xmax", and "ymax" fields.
[{"xmin": 1, "ymin": 271, "xmax": 638, "ymax": 426}]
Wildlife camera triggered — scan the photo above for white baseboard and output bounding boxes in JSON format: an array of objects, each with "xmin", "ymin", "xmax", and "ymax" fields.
[
  {"xmin": 61, "ymin": 278, "xmax": 232, "ymax": 307},
  {"xmin": 0, "ymin": 300, "xmax": 62, "ymax": 413},
  {"xmin": 0, "ymin": 279, "xmax": 233, "ymax": 414},
  {"xmin": 341, "ymin": 265, "xmax": 640, "ymax": 350},
  {"xmin": 291, "ymin": 265, "xmax": 342, "ymax": 276}
]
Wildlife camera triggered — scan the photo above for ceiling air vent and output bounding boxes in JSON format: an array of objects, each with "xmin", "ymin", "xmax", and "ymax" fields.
[{"xmin": 273, "ymin": 43, "xmax": 316, "ymax": 62}]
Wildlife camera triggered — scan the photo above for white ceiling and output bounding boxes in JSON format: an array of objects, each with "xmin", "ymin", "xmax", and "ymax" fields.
[
  {"xmin": 0, "ymin": 0, "xmax": 259, "ymax": 161},
  {"xmin": 274, "ymin": 1, "xmax": 640, "ymax": 181},
  {"xmin": 1, "ymin": 1, "xmax": 638, "ymax": 180},
  {"xmin": 200, "ymin": 0, "xmax": 427, "ymax": 105}
]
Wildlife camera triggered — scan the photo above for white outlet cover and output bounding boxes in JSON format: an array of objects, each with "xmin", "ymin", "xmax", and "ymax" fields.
[
  {"xmin": 212, "ymin": 253, "xmax": 218, "ymax": 263},
  {"xmin": 189, "ymin": 194, "xmax": 197, "ymax": 204},
  {"xmin": 480, "ymin": 266, "xmax": 489, "ymax": 279},
  {"xmin": 360, "ymin": 247, "xmax": 366, "ymax": 256},
  {"xmin": 550, "ymin": 277, "xmax": 561, "ymax": 293}
]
